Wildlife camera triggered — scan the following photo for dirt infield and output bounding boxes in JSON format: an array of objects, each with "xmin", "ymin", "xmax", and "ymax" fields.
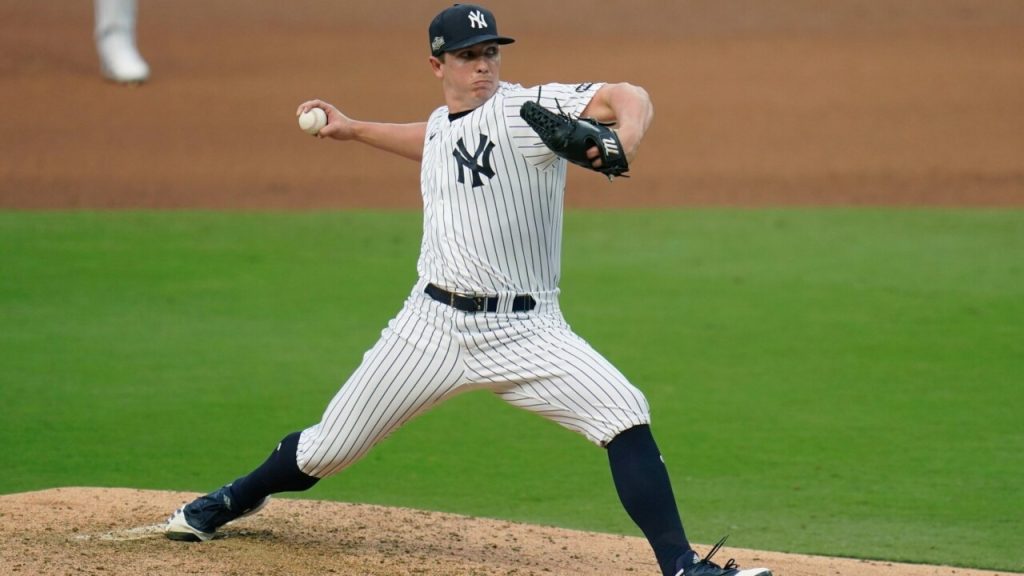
[
  {"xmin": 0, "ymin": 488, "xmax": 1017, "ymax": 576},
  {"xmin": 1, "ymin": 0, "xmax": 1022, "ymax": 209}
]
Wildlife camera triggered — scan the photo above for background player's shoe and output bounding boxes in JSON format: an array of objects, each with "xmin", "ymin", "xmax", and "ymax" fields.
[
  {"xmin": 95, "ymin": 0, "xmax": 149, "ymax": 84},
  {"xmin": 675, "ymin": 536, "xmax": 773, "ymax": 576},
  {"xmin": 164, "ymin": 485, "xmax": 269, "ymax": 542},
  {"xmin": 96, "ymin": 31, "xmax": 150, "ymax": 84}
]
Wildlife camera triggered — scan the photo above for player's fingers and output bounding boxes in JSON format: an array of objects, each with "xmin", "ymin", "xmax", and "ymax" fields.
[
  {"xmin": 318, "ymin": 123, "xmax": 342, "ymax": 140},
  {"xmin": 296, "ymin": 99, "xmax": 327, "ymax": 116},
  {"xmin": 586, "ymin": 146, "xmax": 603, "ymax": 168},
  {"xmin": 296, "ymin": 100, "xmax": 321, "ymax": 116}
]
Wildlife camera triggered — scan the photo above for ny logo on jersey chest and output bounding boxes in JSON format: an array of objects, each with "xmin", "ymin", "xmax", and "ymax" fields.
[{"xmin": 453, "ymin": 134, "xmax": 496, "ymax": 187}]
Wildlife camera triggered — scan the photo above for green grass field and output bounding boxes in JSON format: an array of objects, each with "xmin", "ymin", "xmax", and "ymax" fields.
[{"xmin": 1, "ymin": 210, "xmax": 1021, "ymax": 572}]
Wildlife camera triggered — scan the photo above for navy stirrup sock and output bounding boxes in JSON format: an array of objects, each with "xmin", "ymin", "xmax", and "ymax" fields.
[
  {"xmin": 607, "ymin": 425, "xmax": 692, "ymax": 576},
  {"xmin": 228, "ymin": 431, "xmax": 319, "ymax": 511}
]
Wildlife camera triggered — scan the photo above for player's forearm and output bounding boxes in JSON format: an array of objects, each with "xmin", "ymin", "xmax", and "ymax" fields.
[
  {"xmin": 604, "ymin": 83, "xmax": 653, "ymax": 160},
  {"xmin": 351, "ymin": 121, "xmax": 427, "ymax": 162}
]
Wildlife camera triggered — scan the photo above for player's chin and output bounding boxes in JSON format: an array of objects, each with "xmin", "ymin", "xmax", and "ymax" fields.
[{"xmin": 472, "ymin": 81, "xmax": 496, "ymax": 96}]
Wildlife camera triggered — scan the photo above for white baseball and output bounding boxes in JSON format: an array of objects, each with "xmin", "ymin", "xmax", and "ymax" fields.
[{"xmin": 298, "ymin": 107, "xmax": 328, "ymax": 135}]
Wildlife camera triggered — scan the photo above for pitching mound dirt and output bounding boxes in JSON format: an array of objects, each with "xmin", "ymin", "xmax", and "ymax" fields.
[{"xmin": 0, "ymin": 488, "xmax": 1014, "ymax": 576}]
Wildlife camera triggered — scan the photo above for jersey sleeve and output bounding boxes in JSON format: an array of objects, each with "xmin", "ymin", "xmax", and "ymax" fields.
[
  {"xmin": 503, "ymin": 82, "xmax": 605, "ymax": 170},
  {"xmin": 423, "ymin": 106, "xmax": 447, "ymax": 146}
]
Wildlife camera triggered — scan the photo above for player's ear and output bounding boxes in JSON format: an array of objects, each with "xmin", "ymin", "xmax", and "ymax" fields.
[{"xmin": 429, "ymin": 55, "xmax": 444, "ymax": 79}]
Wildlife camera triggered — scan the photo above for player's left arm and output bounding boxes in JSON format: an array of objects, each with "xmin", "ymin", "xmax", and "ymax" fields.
[{"xmin": 580, "ymin": 83, "xmax": 654, "ymax": 166}]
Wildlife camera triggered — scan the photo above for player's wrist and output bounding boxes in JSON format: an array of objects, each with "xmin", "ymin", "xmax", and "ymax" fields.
[{"xmin": 617, "ymin": 129, "xmax": 642, "ymax": 162}]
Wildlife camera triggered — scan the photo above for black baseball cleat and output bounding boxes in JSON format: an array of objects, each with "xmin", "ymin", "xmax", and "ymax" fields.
[
  {"xmin": 674, "ymin": 536, "xmax": 773, "ymax": 576},
  {"xmin": 164, "ymin": 484, "xmax": 269, "ymax": 542}
]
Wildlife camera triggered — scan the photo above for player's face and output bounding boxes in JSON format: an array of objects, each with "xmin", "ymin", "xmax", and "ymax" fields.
[{"xmin": 431, "ymin": 42, "xmax": 502, "ymax": 112}]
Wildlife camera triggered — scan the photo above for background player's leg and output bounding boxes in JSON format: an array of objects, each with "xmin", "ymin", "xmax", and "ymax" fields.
[{"xmin": 94, "ymin": 0, "xmax": 149, "ymax": 83}]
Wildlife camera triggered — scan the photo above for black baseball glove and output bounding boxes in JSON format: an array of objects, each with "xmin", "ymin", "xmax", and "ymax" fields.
[{"xmin": 520, "ymin": 100, "xmax": 629, "ymax": 179}]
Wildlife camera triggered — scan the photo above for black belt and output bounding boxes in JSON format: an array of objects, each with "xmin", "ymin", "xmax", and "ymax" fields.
[{"xmin": 425, "ymin": 283, "xmax": 536, "ymax": 313}]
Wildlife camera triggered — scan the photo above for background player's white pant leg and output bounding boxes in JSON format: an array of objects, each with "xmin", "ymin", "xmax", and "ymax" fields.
[
  {"xmin": 95, "ymin": 0, "xmax": 137, "ymax": 37},
  {"xmin": 94, "ymin": 0, "xmax": 149, "ymax": 83},
  {"xmin": 296, "ymin": 299, "xmax": 465, "ymax": 478},
  {"xmin": 461, "ymin": 311, "xmax": 651, "ymax": 446}
]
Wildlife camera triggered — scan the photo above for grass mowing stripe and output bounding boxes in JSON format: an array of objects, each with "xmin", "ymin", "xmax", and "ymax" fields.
[{"xmin": 1, "ymin": 209, "xmax": 1021, "ymax": 572}]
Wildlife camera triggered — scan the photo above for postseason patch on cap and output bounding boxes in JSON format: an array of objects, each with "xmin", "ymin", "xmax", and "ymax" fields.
[{"xmin": 431, "ymin": 36, "xmax": 445, "ymax": 53}]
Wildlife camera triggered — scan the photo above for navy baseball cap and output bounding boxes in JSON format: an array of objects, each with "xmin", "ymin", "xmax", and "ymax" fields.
[{"xmin": 428, "ymin": 4, "xmax": 515, "ymax": 57}]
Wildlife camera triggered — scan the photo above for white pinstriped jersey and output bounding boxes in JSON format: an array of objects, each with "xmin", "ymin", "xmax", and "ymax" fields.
[
  {"xmin": 295, "ymin": 80, "xmax": 651, "ymax": 478},
  {"xmin": 418, "ymin": 81, "xmax": 603, "ymax": 294}
]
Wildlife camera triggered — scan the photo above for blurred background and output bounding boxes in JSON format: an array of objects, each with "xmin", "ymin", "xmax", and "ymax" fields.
[{"xmin": 1, "ymin": 0, "xmax": 1022, "ymax": 209}]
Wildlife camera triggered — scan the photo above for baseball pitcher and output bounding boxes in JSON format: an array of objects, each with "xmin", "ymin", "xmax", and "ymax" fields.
[{"xmin": 164, "ymin": 5, "xmax": 771, "ymax": 576}]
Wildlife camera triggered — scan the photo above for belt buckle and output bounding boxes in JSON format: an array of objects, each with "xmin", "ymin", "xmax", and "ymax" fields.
[{"xmin": 473, "ymin": 296, "xmax": 486, "ymax": 312}]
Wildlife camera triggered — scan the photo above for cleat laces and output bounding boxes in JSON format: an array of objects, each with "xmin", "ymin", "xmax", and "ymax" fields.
[{"xmin": 698, "ymin": 536, "xmax": 739, "ymax": 572}]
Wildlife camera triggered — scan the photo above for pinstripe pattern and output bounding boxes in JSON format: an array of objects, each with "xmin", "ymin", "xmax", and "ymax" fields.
[
  {"xmin": 297, "ymin": 295, "xmax": 465, "ymax": 478},
  {"xmin": 419, "ymin": 82, "xmax": 601, "ymax": 294},
  {"xmin": 460, "ymin": 306, "xmax": 650, "ymax": 443},
  {"xmin": 295, "ymin": 81, "xmax": 651, "ymax": 479}
]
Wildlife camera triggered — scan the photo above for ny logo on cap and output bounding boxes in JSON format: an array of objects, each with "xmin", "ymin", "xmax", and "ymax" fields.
[{"xmin": 468, "ymin": 10, "xmax": 488, "ymax": 29}]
